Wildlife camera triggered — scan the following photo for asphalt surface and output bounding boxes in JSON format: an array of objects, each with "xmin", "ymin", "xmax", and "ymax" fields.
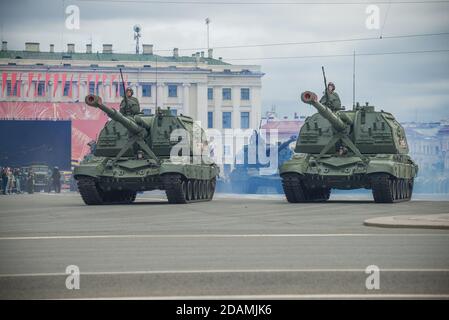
[{"xmin": 0, "ymin": 192, "xmax": 448, "ymax": 299}]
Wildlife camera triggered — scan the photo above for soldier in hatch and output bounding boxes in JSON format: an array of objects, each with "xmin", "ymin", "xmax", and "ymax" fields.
[
  {"xmin": 319, "ymin": 81, "xmax": 342, "ymax": 112},
  {"xmin": 120, "ymin": 88, "xmax": 140, "ymax": 116}
]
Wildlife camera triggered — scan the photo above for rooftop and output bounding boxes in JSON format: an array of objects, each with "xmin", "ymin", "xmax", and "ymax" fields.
[{"xmin": 0, "ymin": 50, "xmax": 230, "ymax": 66}]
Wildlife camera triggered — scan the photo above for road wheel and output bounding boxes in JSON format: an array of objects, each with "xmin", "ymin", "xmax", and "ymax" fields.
[
  {"xmin": 201, "ymin": 180, "xmax": 207, "ymax": 199},
  {"xmin": 374, "ymin": 175, "xmax": 413, "ymax": 203},
  {"xmin": 77, "ymin": 177, "xmax": 106, "ymax": 205},
  {"xmin": 193, "ymin": 180, "xmax": 199, "ymax": 200},
  {"xmin": 281, "ymin": 173, "xmax": 307, "ymax": 203},
  {"xmin": 209, "ymin": 178, "xmax": 216, "ymax": 200},
  {"xmin": 163, "ymin": 174, "xmax": 187, "ymax": 204},
  {"xmin": 187, "ymin": 180, "xmax": 193, "ymax": 201}
]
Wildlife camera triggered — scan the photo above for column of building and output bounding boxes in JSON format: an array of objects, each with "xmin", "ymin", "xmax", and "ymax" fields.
[
  {"xmin": 182, "ymin": 83, "xmax": 190, "ymax": 116},
  {"xmin": 232, "ymin": 86, "xmax": 240, "ymax": 129},
  {"xmin": 196, "ymin": 82, "xmax": 208, "ymax": 129},
  {"xmin": 251, "ymin": 86, "xmax": 261, "ymax": 129},
  {"xmin": 156, "ymin": 83, "xmax": 165, "ymax": 108},
  {"xmin": 213, "ymin": 86, "xmax": 222, "ymax": 129}
]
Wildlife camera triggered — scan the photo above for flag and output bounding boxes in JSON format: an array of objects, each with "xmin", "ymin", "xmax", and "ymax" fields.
[
  {"xmin": 116, "ymin": 73, "xmax": 120, "ymax": 97},
  {"xmin": 53, "ymin": 73, "xmax": 59, "ymax": 97},
  {"xmin": 44, "ymin": 73, "xmax": 51, "ymax": 95},
  {"xmin": 35, "ymin": 73, "xmax": 42, "ymax": 97},
  {"xmin": 1, "ymin": 72, "xmax": 7, "ymax": 97},
  {"xmin": 102, "ymin": 74, "xmax": 107, "ymax": 96},
  {"xmin": 61, "ymin": 73, "xmax": 67, "ymax": 96},
  {"xmin": 110, "ymin": 74, "xmax": 117, "ymax": 98},
  {"xmin": 17, "ymin": 73, "xmax": 22, "ymax": 97},
  {"xmin": 77, "ymin": 73, "xmax": 81, "ymax": 99},
  {"xmin": 87, "ymin": 74, "xmax": 92, "ymax": 95},
  {"xmin": 27, "ymin": 72, "xmax": 34, "ymax": 97},
  {"xmin": 69, "ymin": 74, "xmax": 74, "ymax": 98},
  {"xmin": 94, "ymin": 74, "xmax": 100, "ymax": 95},
  {"xmin": 11, "ymin": 73, "xmax": 17, "ymax": 96}
]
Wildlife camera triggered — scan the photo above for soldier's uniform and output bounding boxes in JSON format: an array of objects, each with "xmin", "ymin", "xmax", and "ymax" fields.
[
  {"xmin": 120, "ymin": 96, "xmax": 140, "ymax": 116},
  {"xmin": 320, "ymin": 91, "xmax": 342, "ymax": 112}
]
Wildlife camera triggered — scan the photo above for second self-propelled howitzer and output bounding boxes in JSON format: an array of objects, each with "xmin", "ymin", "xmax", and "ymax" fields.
[
  {"xmin": 74, "ymin": 94, "xmax": 219, "ymax": 205},
  {"xmin": 279, "ymin": 90, "xmax": 418, "ymax": 203}
]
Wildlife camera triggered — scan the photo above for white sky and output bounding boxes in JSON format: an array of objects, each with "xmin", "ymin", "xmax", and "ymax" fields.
[{"xmin": 1, "ymin": 0, "xmax": 449, "ymax": 122}]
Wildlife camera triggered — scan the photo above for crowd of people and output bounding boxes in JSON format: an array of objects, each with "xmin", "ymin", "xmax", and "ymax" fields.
[{"xmin": 0, "ymin": 166, "xmax": 63, "ymax": 195}]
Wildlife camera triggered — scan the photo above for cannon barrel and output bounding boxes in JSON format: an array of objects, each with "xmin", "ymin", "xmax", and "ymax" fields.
[
  {"xmin": 85, "ymin": 94, "xmax": 144, "ymax": 135},
  {"xmin": 300, "ymin": 91, "xmax": 347, "ymax": 132}
]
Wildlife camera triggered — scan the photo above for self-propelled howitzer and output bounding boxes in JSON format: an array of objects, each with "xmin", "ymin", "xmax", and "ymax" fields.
[
  {"xmin": 279, "ymin": 90, "xmax": 418, "ymax": 203},
  {"xmin": 74, "ymin": 94, "xmax": 219, "ymax": 205}
]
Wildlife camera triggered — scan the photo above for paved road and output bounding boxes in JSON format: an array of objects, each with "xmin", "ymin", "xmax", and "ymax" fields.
[{"xmin": 0, "ymin": 192, "xmax": 448, "ymax": 299}]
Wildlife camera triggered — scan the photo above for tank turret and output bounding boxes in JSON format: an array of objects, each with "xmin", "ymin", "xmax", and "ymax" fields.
[{"xmin": 300, "ymin": 91, "xmax": 349, "ymax": 132}]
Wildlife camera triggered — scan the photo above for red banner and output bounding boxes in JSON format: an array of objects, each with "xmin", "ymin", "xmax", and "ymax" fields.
[
  {"xmin": 1, "ymin": 72, "xmax": 7, "ymax": 97},
  {"xmin": 34, "ymin": 73, "xmax": 41, "ymax": 97},
  {"xmin": 27, "ymin": 73, "xmax": 34, "ymax": 97},
  {"xmin": 87, "ymin": 74, "xmax": 92, "ymax": 95},
  {"xmin": 102, "ymin": 74, "xmax": 107, "ymax": 97},
  {"xmin": 44, "ymin": 73, "xmax": 51, "ymax": 96},
  {"xmin": 95, "ymin": 74, "xmax": 100, "ymax": 95},
  {"xmin": 77, "ymin": 73, "xmax": 81, "ymax": 99},
  {"xmin": 11, "ymin": 73, "xmax": 17, "ymax": 96},
  {"xmin": 69, "ymin": 74, "xmax": 74, "ymax": 98},
  {"xmin": 110, "ymin": 74, "xmax": 117, "ymax": 98},
  {"xmin": 53, "ymin": 73, "xmax": 59, "ymax": 97},
  {"xmin": 61, "ymin": 73, "xmax": 67, "ymax": 97},
  {"xmin": 16, "ymin": 73, "xmax": 22, "ymax": 97},
  {"xmin": 116, "ymin": 76, "xmax": 119, "ymax": 97}
]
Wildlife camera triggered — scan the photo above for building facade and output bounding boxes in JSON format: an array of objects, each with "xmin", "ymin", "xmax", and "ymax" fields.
[
  {"xmin": 404, "ymin": 121, "xmax": 449, "ymax": 193},
  {"xmin": 0, "ymin": 41, "xmax": 264, "ymax": 162}
]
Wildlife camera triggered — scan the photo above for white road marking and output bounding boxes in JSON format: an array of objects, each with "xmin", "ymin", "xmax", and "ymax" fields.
[
  {"xmin": 1, "ymin": 268, "xmax": 448, "ymax": 278},
  {"xmin": 0, "ymin": 233, "xmax": 447, "ymax": 241}
]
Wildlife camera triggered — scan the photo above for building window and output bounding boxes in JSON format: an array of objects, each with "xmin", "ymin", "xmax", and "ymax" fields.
[
  {"xmin": 5, "ymin": 81, "xmax": 10, "ymax": 96},
  {"xmin": 142, "ymin": 84, "xmax": 151, "ymax": 97},
  {"xmin": 168, "ymin": 85, "xmax": 178, "ymax": 97},
  {"xmin": 208, "ymin": 88, "xmax": 213, "ymax": 100},
  {"xmin": 89, "ymin": 82, "xmax": 96, "ymax": 95},
  {"xmin": 241, "ymin": 88, "xmax": 250, "ymax": 100},
  {"xmin": 222, "ymin": 112, "xmax": 232, "ymax": 129},
  {"xmin": 241, "ymin": 112, "xmax": 250, "ymax": 129},
  {"xmin": 37, "ymin": 81, "xmax": 45, "ymax": 96},
  {"xmin": 142, "ymin": 108, "xmax": 152, "ymax": 116},
  {"xmin": 208, "ymin": 111, "xmax": 213, "ymax": 128},
  {"xmin": 170, "ymin": 108, "xmax": 177, "ymax": 116},
  {"xmin": 63, "ymin": 82, "xmax": 70, "ymax": 96},
  {"xmin": 222, "ymin": 88, "xmax": 231, "ymax": 100}
]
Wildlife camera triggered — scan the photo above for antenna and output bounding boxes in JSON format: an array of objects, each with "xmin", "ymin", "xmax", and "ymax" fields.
[
  {"xmin": 353, "ymin": 50, "xmax": 356, "ymax": 108},
  {"xmin": 133, "ymin": 24, "xmax": 141, "ymax": 54},
  {"xmin": 205, "ymin": 18, "xmax": 210, "ymax": 51}
]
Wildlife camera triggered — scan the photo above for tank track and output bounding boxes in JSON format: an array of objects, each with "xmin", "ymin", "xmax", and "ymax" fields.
[
  {"xmin": 163, "ymin": 174, "xmax": 216, "ymax": 204},
  {"xmin": 77, "ymin": 177, "xmax": 137, "ymax": 205},
  {"xmin": 371, "ymin": 174, "xmax": 414, "ymax": 203},
  {"xmin": 281, "ymin": 173, "xmax": 331, "ymax": 203}
]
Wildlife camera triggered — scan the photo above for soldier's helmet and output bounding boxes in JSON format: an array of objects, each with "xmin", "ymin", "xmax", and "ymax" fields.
[
  {"xmin": 125, "ymin": 88, "xmax": 134, "ymax": 96},
  {"xmin": 328, "ymin": 82, "xmax": 335, "ymax": 91}
]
